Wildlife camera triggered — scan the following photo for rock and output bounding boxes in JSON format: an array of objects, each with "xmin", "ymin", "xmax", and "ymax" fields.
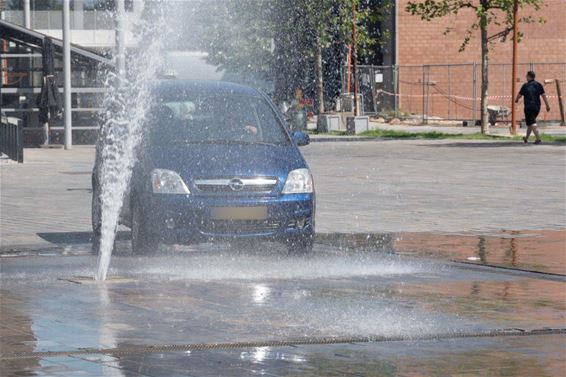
[
  {"xmin": 375, "ymin": 117, "xmax": 386, "ymax": 123},
  {"xmin": 389, "ymin": 118, "xmax": 401, "ymax": 125}
]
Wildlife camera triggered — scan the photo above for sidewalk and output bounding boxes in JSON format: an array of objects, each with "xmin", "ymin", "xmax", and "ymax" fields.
[
  {"xmin": 308, "ymin": 118, "xmax": 566, "ymax": 139},
  {"xmin": 371, "ymin": 122, "xmax": 566, "ymax": 136},
  {"xmin": 1, "ymin": 140, "xmax": 565, "ymax": 249}
]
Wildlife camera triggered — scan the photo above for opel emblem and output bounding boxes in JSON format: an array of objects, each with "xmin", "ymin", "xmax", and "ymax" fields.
[{"xmin": 229, "ymin": 178, "xmax": 245, "ymax": 191}]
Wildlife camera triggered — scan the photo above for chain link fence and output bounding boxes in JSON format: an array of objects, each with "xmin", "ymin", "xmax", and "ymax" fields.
[{"xmin": 348, "ymin": 63, "xmax": 566, "ymax": 125}]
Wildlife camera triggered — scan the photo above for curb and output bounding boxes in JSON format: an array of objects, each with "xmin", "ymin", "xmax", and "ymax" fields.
[{"xmin": 309, "ymin": 136, "xmax": 377, "ymax": 142}]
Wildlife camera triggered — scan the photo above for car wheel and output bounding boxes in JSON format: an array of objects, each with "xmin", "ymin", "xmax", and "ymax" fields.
[
  {"xmin": 286, "ymin": 235, "xmax": 314, "ymax": 255},
  {"xmin": 131, "ymin": 203, "xmax": 159, "ymax": 255}
]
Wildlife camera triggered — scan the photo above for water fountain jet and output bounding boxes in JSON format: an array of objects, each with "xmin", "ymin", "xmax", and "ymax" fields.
[{"xmin": 94, "ymin": 2, "xmax": 172, "ymax": 280}]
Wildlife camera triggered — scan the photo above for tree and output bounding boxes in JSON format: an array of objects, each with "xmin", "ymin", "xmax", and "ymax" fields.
[
  {"xmin": 188, "ymin": 0, "xmax": 387, "ymax": 113},
  {"xmin": 406, "ymin": 0, "xmax": 545, "ymax": 134}
]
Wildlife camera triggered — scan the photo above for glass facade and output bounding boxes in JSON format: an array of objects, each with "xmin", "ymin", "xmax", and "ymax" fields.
[
  {"xmin": 1, "ymin": 47, "xmax": 107, "ymax": 130},
  {"xmin": 1, "ymin": 0, "xmax": 140, "ymax": 133},
  {"xmin": 5, "ymin": 0, "xmax": 133, "ymax": 11}
]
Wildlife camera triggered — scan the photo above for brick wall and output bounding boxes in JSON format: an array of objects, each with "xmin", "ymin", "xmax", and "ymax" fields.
[{"xmin": 396, "ymin": 0, "xmax": 566, "ymax": 121}]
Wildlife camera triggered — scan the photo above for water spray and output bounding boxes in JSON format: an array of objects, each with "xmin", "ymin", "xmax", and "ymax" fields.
[{"xmin": 95, "ymin": 2, "xmax": 171, "ymax": 280}]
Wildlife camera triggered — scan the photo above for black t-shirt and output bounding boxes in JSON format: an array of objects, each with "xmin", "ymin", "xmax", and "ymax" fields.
[{"xmin": 519, "ymin": 80, "xmax": 545, "ymax": 110}]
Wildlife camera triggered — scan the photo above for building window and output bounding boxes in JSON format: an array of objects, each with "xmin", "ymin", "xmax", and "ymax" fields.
[
  {"xmin": 84, "ymin": 0, "xmax": 134, "ymax": 11},
  {"xmin": 5, "ymin": 0, "xmax": 134, "ymax": 11}
]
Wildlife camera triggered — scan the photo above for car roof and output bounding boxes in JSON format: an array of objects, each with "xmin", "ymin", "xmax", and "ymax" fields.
[{"xmin": 154, "ymin": 79, "xmax": 262, "ymax": 98}]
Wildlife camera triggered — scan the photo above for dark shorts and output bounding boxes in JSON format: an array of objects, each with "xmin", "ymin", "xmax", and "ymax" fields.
[{"xmin": 524, "ymin": 107, "xmax": 540, "ymax": 126}]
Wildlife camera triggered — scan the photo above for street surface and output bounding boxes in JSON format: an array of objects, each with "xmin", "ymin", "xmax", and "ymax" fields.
[
  {"xmin": 1, "ymin": 242, "xmax": 565, "ymax": 376},
  {"xmin": 1, "ymin": 140, "xmax": 565, "ymax": 247},
  {"xmin": 1, "ymin": 140, "xmax": 565, "ymax": 376}
]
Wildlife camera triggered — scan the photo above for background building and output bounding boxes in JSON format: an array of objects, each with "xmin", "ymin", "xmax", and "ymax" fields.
[{"xmin": 1, "ymin": 0, "xmax": 143, "ymax": 143}]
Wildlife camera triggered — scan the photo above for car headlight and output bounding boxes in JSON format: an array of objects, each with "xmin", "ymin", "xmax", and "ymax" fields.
[
  {"xmin": 151, "ymin": 169, "xmax": 190, "ymax": 194},
  {"xmin": 282, "ymin": 168, "xmax": 313, "ymax": 194}
]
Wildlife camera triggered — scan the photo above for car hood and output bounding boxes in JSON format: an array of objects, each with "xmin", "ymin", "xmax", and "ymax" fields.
[{"xmin": 147, "ymin": 143, "xmax": 307, "ymax": 181}]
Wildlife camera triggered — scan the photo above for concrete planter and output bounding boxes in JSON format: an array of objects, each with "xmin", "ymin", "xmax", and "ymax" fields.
[
  {"xmin": 346, "ymin": 116, "xmax": 369, "ymax": 134},
  {"xmin": 317, "ymin": 114, "xmax": 342, "ymax": 133}
]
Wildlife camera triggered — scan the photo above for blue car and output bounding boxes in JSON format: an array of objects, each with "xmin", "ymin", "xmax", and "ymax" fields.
[{"xmin": 92, "ymin": 80, "xmax": 315, "ymax": 254}]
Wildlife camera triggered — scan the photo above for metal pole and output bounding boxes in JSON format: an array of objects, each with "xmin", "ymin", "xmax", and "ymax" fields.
[
  {"xmin": 422, "ymin": 65, "xmax": 426, "ymax": 124},
  {"xmin": 556, "ymin": 79, "xmax": 565, "ymax": 127},
  {"xmin": 116, "ymin": 0, "xmax": 126, "ymax": 77},
  {"xmin": 448, "ymin": 65, "xmax": 451, "ymax": 119},
  {"xmin": 346, "ymin": 45, "xmax": 352, "ymax": 94},
  {"xmin": 511, "ymin": 0, "xmax": 519, "ymax": 135},
  {"xmin": 23, "ymin": 0, "xmax": 31, "ymax": 28},
  {"xmin": 393, "ymin": 65, "xmax": 399, "ymax": 117},
  {"xmin": 352, "ymin": 2, "xmax": 358, "ymax": 116},
  {"xmin": 426, "ymin": 65, "xmax": 431, "ymax": 122},
  {"xmin": 472, "ymin": 62, "xmax": 477, "ymax": 125},
  {"xmin": 63, "ymin": 0, "xmax": 72, "ymax": 149}
]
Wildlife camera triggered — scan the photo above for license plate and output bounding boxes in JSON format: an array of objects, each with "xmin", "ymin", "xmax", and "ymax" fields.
[{"xmin": 210, "ymin": 207, "xmax": 268, "ymax": 220}]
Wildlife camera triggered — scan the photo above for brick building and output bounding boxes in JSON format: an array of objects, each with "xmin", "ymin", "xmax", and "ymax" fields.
[{"xmin": 394, "ymin": 0, "xmax": 566, "ymax": 122}]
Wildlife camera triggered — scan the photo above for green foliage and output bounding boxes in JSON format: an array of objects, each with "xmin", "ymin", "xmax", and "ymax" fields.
[
  {"xmin": 186, "ymin": 0, "xmax": 392, "ymax": 101},
  {"xmin": 357, "ymin": 128, "xmax": 566, "ymax": 142},
  {"xmin": 405, "ymin": 0, "xmax": 546, "ymax": 51},
  {"xmin": 191, "ymin": 1, "xmax": 275, "ymax": 78}
]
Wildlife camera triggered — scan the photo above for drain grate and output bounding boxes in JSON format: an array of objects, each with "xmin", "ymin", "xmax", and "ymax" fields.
[{"xmin": 1, "ymin": 328, "xmax": 564, "ymax": 360}]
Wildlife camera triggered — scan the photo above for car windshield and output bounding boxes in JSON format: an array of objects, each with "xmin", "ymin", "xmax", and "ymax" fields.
[{"xmin": 148, "ymin": 94, "xmax": 290, "ymax": 145}]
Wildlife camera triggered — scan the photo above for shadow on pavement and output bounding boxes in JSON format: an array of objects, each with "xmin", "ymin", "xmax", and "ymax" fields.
[{"xmin": 36, "ymin": 231, "xmax": 131, "ymax": 245}]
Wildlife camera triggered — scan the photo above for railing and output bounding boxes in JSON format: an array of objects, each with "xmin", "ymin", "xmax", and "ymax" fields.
[{"xmin": 0, "ymin": 114, "xmax": 24, "ymax": 163}]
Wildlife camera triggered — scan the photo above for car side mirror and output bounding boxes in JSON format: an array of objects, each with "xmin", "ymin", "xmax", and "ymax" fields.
[{"xmin": 292, "ymin": 131, "xmax": 310, "ymax": 146}]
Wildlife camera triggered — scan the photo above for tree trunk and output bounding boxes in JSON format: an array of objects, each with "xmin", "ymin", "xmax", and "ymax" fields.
[
  {"xmin": 480, "ymin": 12, "xmax": 489, "ymax": 134},
  {"xmin": 315, "ymin": 43, "xmax": 325, "ymax": 114}
]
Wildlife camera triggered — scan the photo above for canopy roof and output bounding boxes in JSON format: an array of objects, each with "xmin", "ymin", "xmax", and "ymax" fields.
[{"xmin": 0, "ymin": 19, "xmax": 113, "ymax": 68}]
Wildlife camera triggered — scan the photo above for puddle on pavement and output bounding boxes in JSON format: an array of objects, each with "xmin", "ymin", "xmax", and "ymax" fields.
[
  {"xmin": 321, "ymin": 229, "xmax": 566, "ymax": 275},
  {"xmin": 387, "ymin": 278, "xmax": 566, "ymax": 330},
  {"xmin": 393, "ymin": 229, "xmax": 566, "ymax": 275}
]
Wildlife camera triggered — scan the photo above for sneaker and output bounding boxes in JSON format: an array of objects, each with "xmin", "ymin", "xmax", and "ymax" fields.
[
  {"xmin": 523, "ymin": 137, "xmax": 528, "ymax": 144},
  {"xmin": 534, "ymin": 139, "xmax": 542, "ymax": 145}
]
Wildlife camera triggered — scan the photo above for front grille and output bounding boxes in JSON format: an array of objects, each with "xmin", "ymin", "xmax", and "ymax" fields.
[
  {"xmin": 201, "ymin": 219, "xmax": 282, "ymax": 234},
  {"xmin": 196, "ymin": 184, "xmax": 274, "ymax": 193},
  {"xmin": 194, "ymin": 177, "xmax": 278, "ymax": 193}
]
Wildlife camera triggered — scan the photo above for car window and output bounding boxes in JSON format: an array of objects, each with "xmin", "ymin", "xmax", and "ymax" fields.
[{"xmin": 149, "ymin": 95, "xmax": 290, "ymax": 145}]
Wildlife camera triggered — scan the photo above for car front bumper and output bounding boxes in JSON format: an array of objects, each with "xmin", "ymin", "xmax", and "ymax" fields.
[{"xmin": 138, "ymin": 192, "xmax": 315, "ymax": 243}]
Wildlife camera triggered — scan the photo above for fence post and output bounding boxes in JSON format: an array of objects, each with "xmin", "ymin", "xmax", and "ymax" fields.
[
  {"xmin": 472, "ymin": 62, "xmax": 477, "ymax": 126},
  {"xmin": 426, "ymin": 65, "xmax": 431, "ymax": 122},
  {"xmin": 393, "ymin": 65, "xmax": 399, "ymax": 118},
  {"xmin": 17, "ymin": 120, "xmax": 24, "ymax": 163},
  {"xmin": 422, "ymin": 65, "xmax": 426, "ymax": 124},
  {"xmin": 448, "ymin": 65, "xmax": 451, "ymax": 119},
  {"xmin": 370, "ymin": 66, "xmax": 378, "ymax": 114}
]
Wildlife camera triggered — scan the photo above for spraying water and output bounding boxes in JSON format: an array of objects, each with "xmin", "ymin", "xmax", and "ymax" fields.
[{"xmin": 95, "ymin": 2, "xmax": 172, "ymax": 280}]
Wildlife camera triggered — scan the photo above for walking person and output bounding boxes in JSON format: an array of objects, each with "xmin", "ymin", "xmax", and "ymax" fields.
[{"xmin": 515, "ymin": 71, "xmax": 550, "ymax": 144}]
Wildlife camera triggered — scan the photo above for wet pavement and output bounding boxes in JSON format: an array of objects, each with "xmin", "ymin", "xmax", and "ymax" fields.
[
  {"xmin": 1, "ymin": 241, "xmax": 565, "ymax": 376},
  {"xmin": 1, "ymin": 141, "xmax": 565, "ymax": 375},
  {"xmin": 320, "ymin": 229, "xmax": 566, "ymax": 275}
]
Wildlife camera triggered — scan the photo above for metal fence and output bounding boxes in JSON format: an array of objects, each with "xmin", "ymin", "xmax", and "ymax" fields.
[
  {"xmin": 1, "ymin": 114, "xmax": 24, "ymax": 163},
  {"xmin": 349, "ymin": 63, "xmax": 566, "ymax": 124}
]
